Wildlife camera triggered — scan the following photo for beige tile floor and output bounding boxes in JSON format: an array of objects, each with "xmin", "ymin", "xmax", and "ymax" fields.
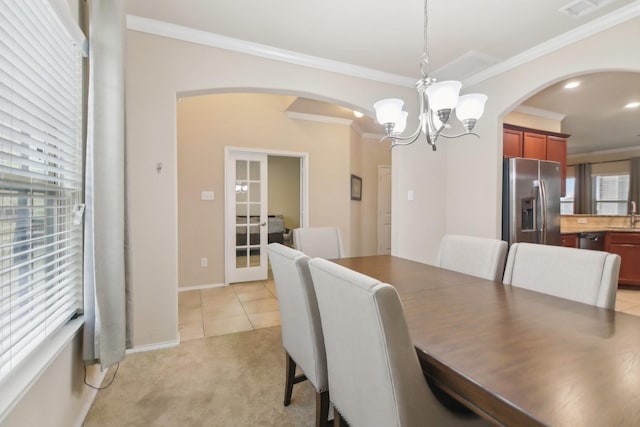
[
  {"xmin": 615, "ymin": 288, "xmax": 640, "ymax": 316},
  {"xmin": 179, "ymin": 283, "xmax": 640, "ymax": 342},
  {"xmin": 178, "ymin": 278, "xmax": 280, "ymax": 341}
]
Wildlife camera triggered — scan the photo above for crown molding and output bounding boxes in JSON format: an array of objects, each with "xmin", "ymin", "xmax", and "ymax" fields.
[
  {"xmin": 350, "ymin": 122, "xmax": 365, "ymax": 137},
  {"xmin": 514, "ymin": 105, "xmax": 566, "ymax": 121},
  {"xmin": 284, "ymin": 111, "xmax": 386, "ymax": 138},
  {"xmin": 464, "ymin": 2, "xmax": 640, "ymax": 87},
  {"xmin": 362, "ymin": 132, "xmax": 387, "ymax": 140},
  {"xmin": 285, "ymin": 111, "xmax": 353, "ymax": 126},
  {"xmin": 126, "ymin": 15, "xmax": 415, "ymax": 88},
  {"xmin": 568, "ymin": 144, "xmax": 640, "ymax": 158},
  {"xmin": 127, "ymin": 2, "xmax": 640, "ymax": 92}
]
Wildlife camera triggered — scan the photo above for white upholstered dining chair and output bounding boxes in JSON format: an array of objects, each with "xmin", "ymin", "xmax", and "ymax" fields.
[
  {"xmin": 293, "ymin": 227, "xmax": 343, "ymax": 259},
  {"xmin": 503, "ymin": 242, "xmax": 621, "ymax": 309},
  {"xmin": 266, "ymin": 243, "xmax": 329, "ymax": 427},
  {"xmin": 308, "ymin": 258, "xmax": 490, "ymax": 427},
  {"xmin": 436, "ymin": 235, "xmax": 508, "ymax": 281}
]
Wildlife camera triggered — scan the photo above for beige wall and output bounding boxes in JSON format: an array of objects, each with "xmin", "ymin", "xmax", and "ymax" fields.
[
  {"xmin": 2, "ymin": 329, "xmax": 103, "ymax": 427},
  {"xmin": 126, "ymin": 29, "xmax": 414, "ymax": 346},
  {"xmin": 569, "ymin": 148, "xmax": 640, "ymax": 166},
  {"xmin": 125, "ymin": 15, "xmax": 640, "ymax": 348},
  {"xmin": 503, "ymin": 111, "xmax": 563, "ymax": 133},
  {"xmin": 268, "ymin": 155, "xmax": 300, "ymax": 230},
  {"xmin": 358, "ymin": 135, "xmax": 393, "ymax": 256},
  {"xmin": 176, "ymin": 93, "xmax": 389, "ymax": 288}
]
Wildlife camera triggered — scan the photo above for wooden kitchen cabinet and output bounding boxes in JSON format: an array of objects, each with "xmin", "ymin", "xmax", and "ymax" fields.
[
  {"xmin": 561, "ymin": 234, "xmax": 579, "ymax": 248},
  {"xmin": 546, "ymin": 136, "xmax": 567, "ymax": 196},
  {"xmin": 503, "ymin": 124, "xmax": 569, "ymax": 196},
  {"xmin": 523, "ymin": 132, "xmax": 547, "ymax": 160},
  {"xmin": 503, "ymin": 128, "xmax": 523, "ymax": 158},
  {"xmin": 605, "ymin": 232, "xmax": 640, "ymax": 288}
]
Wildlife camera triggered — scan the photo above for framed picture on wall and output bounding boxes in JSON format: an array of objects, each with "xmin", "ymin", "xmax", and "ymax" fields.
[{"xmin": 351, "ymin": 174, "xmax": 362, "ymax": 201}]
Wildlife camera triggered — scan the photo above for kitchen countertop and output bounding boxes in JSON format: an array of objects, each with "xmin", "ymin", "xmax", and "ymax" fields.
[{"xmin": 561, "ymin": 228, "xmax": 640, "ymax": 234}]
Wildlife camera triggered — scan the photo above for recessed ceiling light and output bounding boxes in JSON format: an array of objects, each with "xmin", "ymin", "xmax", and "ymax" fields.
[
  {"xmin": 564, "ymin": 81, "xmax": 580, "ymax": 89},
  {"xmin": 624, "ymin": 102, "xmax": 640, "ymax": 109},
  {"xmin": 353, "ymin": 111, "xmax": 364, "ymax": 118}
]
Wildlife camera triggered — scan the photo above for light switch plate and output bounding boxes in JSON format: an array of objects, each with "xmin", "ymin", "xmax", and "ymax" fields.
[{"xmin": 201, "ymin": 191, "xmax": 214, "ymax": 201}]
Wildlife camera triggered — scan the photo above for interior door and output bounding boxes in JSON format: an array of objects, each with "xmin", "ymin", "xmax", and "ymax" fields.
[
  {"xmin": 378, "ymin": 165, "xmax": 392, "ymax": 255},
  {"xmin": 226, "ymin": 152, "xmax": 268, "ymax": 283}
]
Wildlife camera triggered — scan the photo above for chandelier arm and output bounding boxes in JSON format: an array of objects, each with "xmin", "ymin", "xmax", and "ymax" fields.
[
  {"xmin": 437, "ymin": 131, "xmax": 481, "ymax": 140},
  {"xmin": 389, "ymin": 138, "xmax": 420, "ymax": 150}
]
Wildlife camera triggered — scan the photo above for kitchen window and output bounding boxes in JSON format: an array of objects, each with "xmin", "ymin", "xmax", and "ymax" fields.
[
  {"xmin": 561, "ymin": 177, "xmax": 575, "ymax": 215},
  {"xmin": 0, "ymin": 1, "xmax": 84, "ymax": 383},
  {"xmin": 593, "ymin": 173, "xmax": 629, "ymax": 215}
]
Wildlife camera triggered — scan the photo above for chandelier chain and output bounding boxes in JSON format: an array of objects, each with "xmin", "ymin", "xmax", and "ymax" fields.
[{"xmin": 420, "ymin": 0, "xmax": 429, "ymax": 78}]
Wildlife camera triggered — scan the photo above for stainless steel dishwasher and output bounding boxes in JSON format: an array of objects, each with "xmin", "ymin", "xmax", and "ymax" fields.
[{"xmin": 579, "ymin": 232, "xmax": 605, "ymax": 251}]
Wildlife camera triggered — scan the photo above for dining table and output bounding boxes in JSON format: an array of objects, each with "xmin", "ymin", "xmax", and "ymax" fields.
[{"xmin": 332, "ymin": 255, "xmax": 640, "ymax": 427}]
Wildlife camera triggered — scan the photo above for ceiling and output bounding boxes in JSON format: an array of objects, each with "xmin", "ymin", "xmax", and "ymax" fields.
[
  {"xmin": 521, "ymin": 72, "xmax": 640, "ymax": 155},
  {"xmin": 127, "ymin": 0, "xmax": 640, "ymax": 152}
]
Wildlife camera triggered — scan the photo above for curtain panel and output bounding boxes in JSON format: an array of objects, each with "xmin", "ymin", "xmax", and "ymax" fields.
[
  {"xmin": 83, "ymin": 0, "xmax": 127, "ymax": 368},
  {"xmin": 629, "ymin": 157, "xmax": 640, "ymax": 214},
  {"xmin": 574, "ymin": 163, "xmax": 593, "ymax": 214}
]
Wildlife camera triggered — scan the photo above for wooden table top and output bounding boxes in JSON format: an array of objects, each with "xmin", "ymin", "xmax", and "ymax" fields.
[{"xmin": 334, "ymin": 255, "xmax": 640, "ymax": 427}]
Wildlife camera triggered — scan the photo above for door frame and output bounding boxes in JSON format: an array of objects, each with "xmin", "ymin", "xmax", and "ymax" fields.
[
  {"xmin": 377, "ymin": 165, "xmax": 392, "ymax": 255},
  {"xmin": 224, "ymin": 146, "xmax": 309, "ymax": 284}
]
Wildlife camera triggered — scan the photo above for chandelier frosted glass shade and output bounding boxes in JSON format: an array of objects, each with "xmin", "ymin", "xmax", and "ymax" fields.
[
  {"xmin": 373, "ymin": 0, "xmax": 487, "ymax": 150},
  {"xmin": 395, "ymin": 111, "xmax": 408, "ymax": 134},
  {"xmin": 425, "ymin": 80, "xmax": 461, "ymax": 113},
  {"xmin": 456, "ymin": 94, "xmax": 488, "ymax": 121},
  {"xmin": 373, "ymin": 99, "xmax": 404, "ymax": 127}
]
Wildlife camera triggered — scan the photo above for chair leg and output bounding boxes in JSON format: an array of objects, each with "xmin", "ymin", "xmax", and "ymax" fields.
[
  {"xmin": 333, "ymin": 407, "xmax": 348, "ymax": 426},
  {"xmin": 284, "ymin": 353, "xmax": 297, "ymax": 406},
  {"xmin": 315, "ymin": 390, "xmax": 330, "ymax": 427}
]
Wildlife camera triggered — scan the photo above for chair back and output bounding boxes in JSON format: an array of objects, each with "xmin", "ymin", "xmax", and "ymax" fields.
[
  {"xmin": 503, "ymin": 242, "xmax": 620, "ymax": 309},
  {"xmin": 293, "ymin": 227, "xmax": 343, "ymax": 259},
  {"xmin": 436, "ymin": 235, "xmax": 508, "ymax": 281},
  {"xmin": 267, "ymin": 243, "xmax": 327, "ymax": 392},
  {"xmin": 308, "ymin": 258, "xmax": 470, "ymax": 427}
]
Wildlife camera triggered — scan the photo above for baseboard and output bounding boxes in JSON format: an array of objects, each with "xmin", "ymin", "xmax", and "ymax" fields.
[
  {"xmin": 126, "ymin": 339, "xmax": 180, "ymax": 355},
  {"xmin": 178, "ymin": 282, "xmax": 227, "ymax": 292},
  {"xmin": 73, "ymin": 368, "xmax": 107, "ymax": 427}
]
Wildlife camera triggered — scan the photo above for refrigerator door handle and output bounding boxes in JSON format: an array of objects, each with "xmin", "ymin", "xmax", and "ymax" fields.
[{"xmin": 539, "ymin": 179, "xmax": 548, "ymax": 245}]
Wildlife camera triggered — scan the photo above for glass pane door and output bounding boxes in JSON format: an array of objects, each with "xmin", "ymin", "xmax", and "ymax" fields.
[{"xmin": 226, "ymin": 152, "xmax": 268, "ymax": 283}]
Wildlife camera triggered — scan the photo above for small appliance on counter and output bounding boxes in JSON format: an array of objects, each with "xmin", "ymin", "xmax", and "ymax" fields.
[{"xmin": 502, "ymin": 158, "xmax": 562, "ymax": 246}]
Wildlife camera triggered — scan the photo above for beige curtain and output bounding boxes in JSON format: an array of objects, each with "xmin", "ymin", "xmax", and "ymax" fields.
[
  {"xmin": 574, "ymin": 163, "xmax": 593, "ymax": 214},
  {"xmin": 83, "ymin": 0, "xmax": 126, "ymax": 367},
  {"xmin": 629, "ymin": 158, "xmax": 640, "ymax": 214}
]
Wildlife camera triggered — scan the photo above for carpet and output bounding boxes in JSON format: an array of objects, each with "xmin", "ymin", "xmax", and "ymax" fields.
[{"xmin": 83, "ymin": 327, "xmax": 317, "ymax": 426}]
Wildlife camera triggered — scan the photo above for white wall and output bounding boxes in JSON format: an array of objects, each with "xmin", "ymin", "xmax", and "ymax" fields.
[{"xmin": 431, "ymin": 17, "xmax": 640, "ymax": 264}]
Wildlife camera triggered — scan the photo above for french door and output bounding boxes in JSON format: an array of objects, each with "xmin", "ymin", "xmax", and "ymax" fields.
[{"xmin": 225, "ymin": 151, "xmax": 268, "ymax": 283}]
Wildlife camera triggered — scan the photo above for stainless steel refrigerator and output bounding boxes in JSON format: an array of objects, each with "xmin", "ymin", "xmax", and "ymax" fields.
[{"xmin": 502, "ymin": 158, "xmax": 561, "ymax": 246}]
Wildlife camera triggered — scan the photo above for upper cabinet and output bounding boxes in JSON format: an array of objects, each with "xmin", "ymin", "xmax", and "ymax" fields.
[{"xmin": 503, "ymin": 124, "xmax": 569, "ymax": 196}]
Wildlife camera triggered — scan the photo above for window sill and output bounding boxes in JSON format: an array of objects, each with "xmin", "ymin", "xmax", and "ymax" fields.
[{"xmin": 0, "ymin": 316, "xmax": 84, "ymax": 423}]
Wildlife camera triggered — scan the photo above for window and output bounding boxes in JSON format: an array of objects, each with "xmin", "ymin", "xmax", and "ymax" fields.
[
  {"xmin": 0, "ymin": 2, "xmax": 84, "ymax": 382},
  {"xmin": 594, "ymin": 174, "xmax": 629, "ymax": 215},
  {"xmin": 561, "ymin": 177, "xmax": 575, "ymax": 215}
]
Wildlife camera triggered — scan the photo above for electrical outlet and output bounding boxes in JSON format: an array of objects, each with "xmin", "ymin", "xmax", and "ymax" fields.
[
  {"xmin": 577, "ymin": 218, "xmax": 588, "ymax": 224},
  {"xmin": 200, "ymin": 258, "xmax": 208, "ymax": 268}
]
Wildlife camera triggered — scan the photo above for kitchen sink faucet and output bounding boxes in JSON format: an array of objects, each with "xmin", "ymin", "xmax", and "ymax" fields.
[{"xmin": 631, "ymin": 201, "xmax": 637, "ymax": 228}]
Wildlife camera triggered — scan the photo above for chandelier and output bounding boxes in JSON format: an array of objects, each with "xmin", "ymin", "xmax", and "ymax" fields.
[{"xmin": 373, "ymin": 0, "xmax": 487, "ymax": 151}]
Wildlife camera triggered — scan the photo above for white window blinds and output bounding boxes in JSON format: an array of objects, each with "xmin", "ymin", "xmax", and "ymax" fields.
[{"xmin": 0, "ymin": 0, "xmax": 84, "ymax": 382}]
